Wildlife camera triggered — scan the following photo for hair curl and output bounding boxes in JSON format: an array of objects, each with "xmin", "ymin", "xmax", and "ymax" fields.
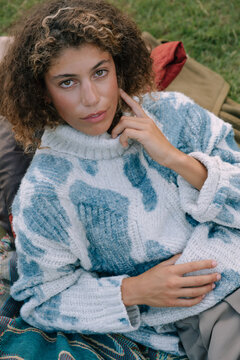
[{"xmin": 0, "ymin": 0, "xmax": 155, "ymax": 151}]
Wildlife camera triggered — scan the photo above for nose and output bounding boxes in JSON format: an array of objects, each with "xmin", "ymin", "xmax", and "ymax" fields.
[{"xmin": 81, "ymin": 80, "xmax": 100, "ymax": 107}]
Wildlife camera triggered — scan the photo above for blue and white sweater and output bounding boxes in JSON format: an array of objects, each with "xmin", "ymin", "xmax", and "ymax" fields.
[{"xmin": 11, "ymin": 92, "xmax": 240, "ymax": 355}]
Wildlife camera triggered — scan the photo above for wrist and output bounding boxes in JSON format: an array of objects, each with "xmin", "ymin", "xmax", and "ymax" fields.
[
  {"xmin": 161, "ymin": 149, "xmax": 208, "ymax": 190},
  {"xmin": 121, "ymin": 276, "xmax": 141, "ymax": 306},
  {"xmin": 154, "ymin": 143, "xmax": 182, "ymax": 170},
  {"xmin": 161, "ymin": 147, "xmax": 187, "ymax": 170}
]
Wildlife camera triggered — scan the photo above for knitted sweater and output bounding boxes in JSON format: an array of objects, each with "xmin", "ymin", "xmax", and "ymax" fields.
[{"xmin": 11, "ymin": 92, "xmax": 240, "ymax": 356}]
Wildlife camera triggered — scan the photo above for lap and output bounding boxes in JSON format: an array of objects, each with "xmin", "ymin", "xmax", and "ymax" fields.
[{"xmin": 176, "ymin": 288, "xmax": 240, "ymax": 360}]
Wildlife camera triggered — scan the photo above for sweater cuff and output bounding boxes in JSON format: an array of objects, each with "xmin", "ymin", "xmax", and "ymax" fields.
[
  {"xmin": 94, "ymin": 275, "xmax": 140, "ymax": 332},
  {"xmin": 178, "ymin": 152, "xmax": 229, "ymax": 222},
  {"xmin": 17, "ymin": 273, "xmax": 141, "ymax": 334}
]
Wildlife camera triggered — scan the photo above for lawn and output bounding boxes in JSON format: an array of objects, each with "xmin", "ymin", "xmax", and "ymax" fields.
[{"xmin": 0, "ymin": 0, "xmax": 239, "ymax": 102}]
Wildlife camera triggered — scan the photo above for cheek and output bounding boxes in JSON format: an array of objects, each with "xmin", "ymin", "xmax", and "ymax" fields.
[
  {"xmin": 108, "ymin": 77, "xmax": 119, "ymax": 106},
  {"xmin": 51, "ymin": 93, "xmax": 76, "ymax": 114},
  {"xmin": 46, "ymin": 82, "xmax": 75, "ymax": 108}
]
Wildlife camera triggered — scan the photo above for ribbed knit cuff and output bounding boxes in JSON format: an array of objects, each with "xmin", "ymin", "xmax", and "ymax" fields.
[
  {"xmin": 79, "ymin": 275, "xmax": 141, "ymax": 333},
  {"xmin": 19, "ymin": 273, "xmax": 141, "ymax": 334},
  {"xmin": 178, "ymin": 152, "xmax": 229, "ymax": 222}
]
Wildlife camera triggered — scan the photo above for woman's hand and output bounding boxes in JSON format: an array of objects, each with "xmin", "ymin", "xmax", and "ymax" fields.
[
  {"xmin": 112, "ymin": 89, "xmax": 177, "ymax": 167},
  {"xmin": 112, "ymin": 89, "xmax": 207, "ymax": 190},
  {"xmin": 121, "ymin": 255, "xmax": 221, "ymax": 307}
]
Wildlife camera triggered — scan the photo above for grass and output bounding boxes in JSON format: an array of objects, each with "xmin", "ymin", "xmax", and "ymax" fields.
[{"xmin": 0, "ymin": 0, "xmax": 239, "ymax": 102}]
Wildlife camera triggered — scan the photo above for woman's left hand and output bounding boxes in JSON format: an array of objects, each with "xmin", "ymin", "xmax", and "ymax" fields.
[
  {"xmin": 111, "ymin": 89, "xmax": 177, "ymax": 168},
  {"xmin": 111, "ymin": 89, "xmax": 208, "ymax": 190}
]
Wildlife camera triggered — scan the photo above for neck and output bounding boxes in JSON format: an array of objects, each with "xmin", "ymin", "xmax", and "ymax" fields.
[{"xmin": 40, "ymin": 124, "xmax": 131, "ymax": 160}]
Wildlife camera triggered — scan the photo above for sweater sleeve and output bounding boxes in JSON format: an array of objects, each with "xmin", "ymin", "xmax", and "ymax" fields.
[
  {"xmin": 176, "ymin": 94, "xmax": 240, "ymax": 228},
  {"xmin": 10, "ymin": 184, "xmax": 140, "ymax": 333}
]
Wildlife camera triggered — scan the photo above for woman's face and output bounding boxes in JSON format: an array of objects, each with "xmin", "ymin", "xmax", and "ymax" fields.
[{"xmin": 44, "ymin": 44, "xmax": 119, "ymax": 136}]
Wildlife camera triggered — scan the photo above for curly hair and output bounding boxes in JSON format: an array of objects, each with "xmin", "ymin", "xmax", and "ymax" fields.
[{"xmin": 0, "ymin": 0, "xmax": 155, "ymax": 150}]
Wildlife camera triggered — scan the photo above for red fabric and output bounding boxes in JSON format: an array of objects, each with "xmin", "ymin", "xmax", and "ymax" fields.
[
  {"xmin": 151, "ymin": 41, "xmax": 187, "ymax": 90},
  {"xmin": 9, "ymin": 214, "xmax": 15, "ymax": 238}
]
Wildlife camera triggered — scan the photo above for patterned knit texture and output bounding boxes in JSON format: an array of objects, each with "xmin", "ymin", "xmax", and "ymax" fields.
[{"xmin": 11, "ymin": 92, "xmax": 240, "ymax": 356}]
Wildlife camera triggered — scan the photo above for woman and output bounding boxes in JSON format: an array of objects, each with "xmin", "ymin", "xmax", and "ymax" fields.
[{"xmin": 1, "ymin": 0, "xmax": 240, "ymax": 358}]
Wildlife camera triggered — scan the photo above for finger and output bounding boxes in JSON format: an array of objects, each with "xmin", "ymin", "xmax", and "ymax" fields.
[
  {"xmin": 176, "ymin": 283, "xmax": 215, "ymax": 298},
  {"xmin": 119, "ymin": 128, "xmax": 141, "ymax": 147},
  {"xmin": 171, "ymin": 295, "xmax": 205, "ymax": 308},
  {"xmin": 174, "ymin": 259, "xmax": 217, "ymax": 275},
  {"xmin": 111, "ymin": 117, "xmax": 147, "ymax": 138},
  {"xmin": 181, "ymin": 272, "xmax": 221, "ymax": 287},
  {"xmin": 159, "ymin": 254, "xmax": 182, "ymax": 267},
  {"xmin": 119, "ymin": 88, "xmax": 146, "ymax": 118}
]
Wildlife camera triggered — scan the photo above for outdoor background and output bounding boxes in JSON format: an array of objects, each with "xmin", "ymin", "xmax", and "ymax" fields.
[{"xmin": 0, "ymin": 0, "xmax": 239, "ymax": 102}]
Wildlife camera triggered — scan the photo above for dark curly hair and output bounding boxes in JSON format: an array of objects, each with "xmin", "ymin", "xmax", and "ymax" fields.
[{"xmin": 0, "ymin": 0, "xmax": 155, "ymax": 150}]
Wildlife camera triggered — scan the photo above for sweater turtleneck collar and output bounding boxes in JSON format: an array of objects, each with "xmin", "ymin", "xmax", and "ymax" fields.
[{"xmin": 40, "ymin": 125, "xmax": 132, "ymax": 160}]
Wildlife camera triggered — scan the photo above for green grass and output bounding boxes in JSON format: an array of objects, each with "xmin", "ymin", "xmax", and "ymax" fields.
[{"xmin": 0, "ymin": 0, "xmax": 239, "ymax": 102}]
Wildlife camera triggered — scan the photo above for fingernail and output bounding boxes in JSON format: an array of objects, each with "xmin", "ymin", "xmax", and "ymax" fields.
[
  {"xmin": 212, "ymin": 283, "xmax": 216, "ymax": 289},
  {"xmin": 212, "ymin": 260, "xmax": 217, "ymax": 267},
  {"xmin": 216, "ymin": 274, "xmax": 221, "ymax": 281}
]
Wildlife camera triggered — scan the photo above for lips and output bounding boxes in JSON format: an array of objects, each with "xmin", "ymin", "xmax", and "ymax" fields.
[{"xmin": 82, "ymin": 111, "xmax": 107, "ymax": 123}]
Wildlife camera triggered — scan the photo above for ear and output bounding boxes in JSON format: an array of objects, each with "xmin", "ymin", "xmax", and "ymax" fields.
[
  {"xmin": 45, "ymin": 95, "xmax": 51, "ymax": 104},
  {"xmin": 44, "ymin": 90, "xmax": 52, "ymax": 104}
]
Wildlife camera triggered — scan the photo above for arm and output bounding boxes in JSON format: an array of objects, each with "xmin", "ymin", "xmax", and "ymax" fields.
[
  {"xmin": 112, "ymin": 91, "xmax": 240, "ymax": 325},
  {"xmin": 112, "ymin": 90, "xmax": 240, "ymax": 227},
  {"xmin": 113, "ymin": 89, "xmax": 207, "ymax": 190},
  {"xmin": 10, "ymin": 165, "xmax": 220, "ymax": 332},
  {"xmin": 176, "ymin": 99, "xmax": 240, "ymax": 227},
  {"xmin": 121, "ymin": 255, "xmax": 219, "ymax": 307},
  {"xmin": 160, "ymin": 147, "xmax": 207, "ymax": 191},
  {"xmin": 10, "ymin": 187, "xmax": 140, "ymax": 333}
]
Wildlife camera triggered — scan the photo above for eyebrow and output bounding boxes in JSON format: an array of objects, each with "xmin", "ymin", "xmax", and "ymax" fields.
[{"xmin": 52, "ymin": 59, "xmax": 111, "ymax": 79}]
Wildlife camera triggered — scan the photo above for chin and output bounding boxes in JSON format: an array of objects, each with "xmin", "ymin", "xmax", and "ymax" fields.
[{"xmin": 84, "ymin": 123, "xmax": 112, "ymax": 136}]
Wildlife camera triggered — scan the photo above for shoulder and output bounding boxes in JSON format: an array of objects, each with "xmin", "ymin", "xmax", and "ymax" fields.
[
  {"xmin": 142, "ymin": 91, "xmax": 231, "ymax": 153},
  {"xmin": 142, "ymin": 91, "xmax": 199, "ymax": 130},
  {"xmin": 13, "ymin": 149, "xmax": 74, "ymax": 211},
  {"xmin": 141, "ymin": 91, "xmax": 199, "ymax": 145},
  {"xmin": 142, "ymin": 91, "xmax": 195, "ymax": 113},
  {"xmin": 25, "ymin": 150, "xmax": 74, "ymax": 187},
  {"xmin": 12, "ymin": 151, "xmax": 73, "ymax": 236},
  {"xmin": 142, "ymin": 91, "xmax": 228, "ymax": 129}
]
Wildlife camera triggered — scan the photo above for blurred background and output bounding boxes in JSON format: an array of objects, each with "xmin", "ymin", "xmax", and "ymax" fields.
[{"xmin": 0, "ymin": 0, "xmax": 239, "ymax": 102}]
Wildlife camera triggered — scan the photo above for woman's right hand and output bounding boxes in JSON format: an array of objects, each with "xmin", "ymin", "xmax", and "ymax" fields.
[{"xmin": 121, "ymin": 255, "xmax": 221, "ymax": 307}]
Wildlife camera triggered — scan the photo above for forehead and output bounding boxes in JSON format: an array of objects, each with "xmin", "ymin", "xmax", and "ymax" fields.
[{"xmin": 47, "ymin": 44, "xmax": 113, "ymax": 74}]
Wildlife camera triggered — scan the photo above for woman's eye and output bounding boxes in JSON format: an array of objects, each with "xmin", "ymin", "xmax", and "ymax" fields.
[
  {"xmin": 60, "ymin": 80, "xmax": 74, "ymax": 88},
  {"xmin": 95, "ymin": 69, "xmax": 107, "ymax": 78}
]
